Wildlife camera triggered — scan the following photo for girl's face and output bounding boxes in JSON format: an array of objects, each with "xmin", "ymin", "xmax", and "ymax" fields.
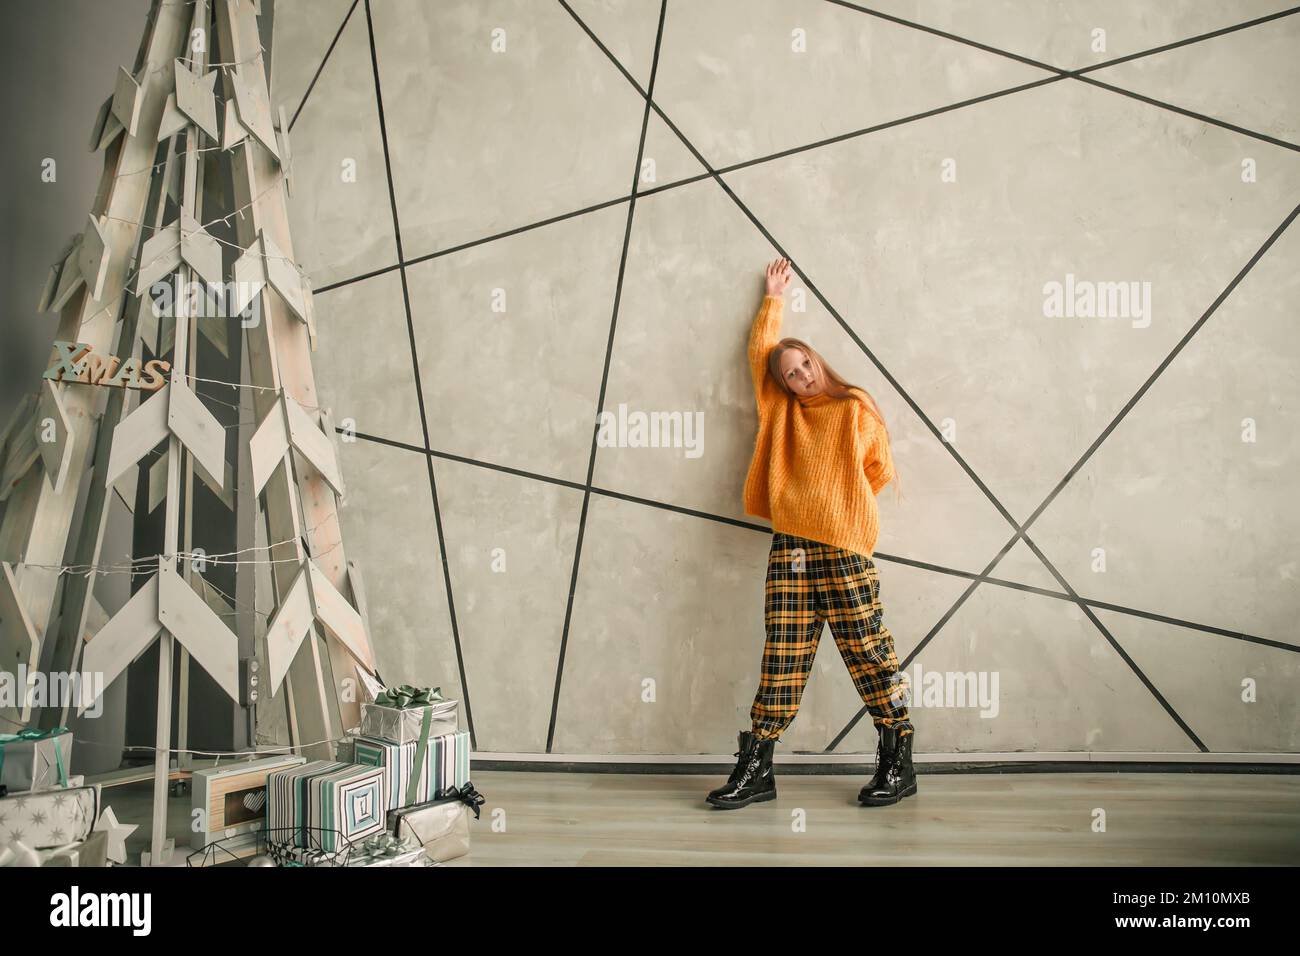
[{"xmin": 779, "ymin": 348, "xmax": 823, "ymax": 397}]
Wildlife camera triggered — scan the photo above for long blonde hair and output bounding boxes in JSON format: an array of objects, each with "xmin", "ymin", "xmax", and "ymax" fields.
[{"xmin": 768, "ymin": 337, "xmax": 903, "ymax": 503}]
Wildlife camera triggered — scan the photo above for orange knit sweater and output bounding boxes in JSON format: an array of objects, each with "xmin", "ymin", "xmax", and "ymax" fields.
[{"xmin": 742, "ymin": 295, "xmax": 895, "ymax": 558}]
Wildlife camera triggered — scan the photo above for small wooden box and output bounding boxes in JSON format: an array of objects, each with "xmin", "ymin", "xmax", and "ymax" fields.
[{"xmin": 191, "ymin": 754, "xmax": 306, "ymax": 851}]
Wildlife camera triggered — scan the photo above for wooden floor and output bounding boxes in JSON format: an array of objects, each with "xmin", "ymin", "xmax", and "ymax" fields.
[{"xmin": 112, "ymin": 769, "xmax": 1300, "ymax": 866}]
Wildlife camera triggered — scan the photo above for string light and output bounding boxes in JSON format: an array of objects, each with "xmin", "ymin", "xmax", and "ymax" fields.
[
  {"xmin": 0, "ymin": 712, "xmax": 365, "ymax": 762},
  {"xmin": 16, "ymin": 519, "xmax": 346, "ymax": 579}
]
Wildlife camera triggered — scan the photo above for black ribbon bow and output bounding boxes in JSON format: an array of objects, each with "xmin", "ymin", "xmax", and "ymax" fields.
[{"xmin": 434, "ymin": 781, "xmax": 485, "ymax": 820}]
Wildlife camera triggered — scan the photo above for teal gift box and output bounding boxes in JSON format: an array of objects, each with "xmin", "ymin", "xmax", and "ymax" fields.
[
  {"xmin": 353, "ymin": 730, "xmax": 471, "ymax": 811},
  {"xmin": 265, "ymin": 760, "xmax": 387, "ymax": 852}
]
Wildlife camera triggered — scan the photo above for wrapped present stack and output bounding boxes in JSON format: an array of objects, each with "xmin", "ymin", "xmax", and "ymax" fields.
[
  {"xmin": 351, "ymin": 684, "xmax": 467, "ymax": 810},
  {"xmin": 0, "ymin": 727, "xmax": 131, "ymax": 867},
  {"xmin": 350, "ymin": 684, "xmax": 481, "ymax": 863},
  {"xmin": 261, "ymin": 683, "xmax": 483, "ymax": 865}
]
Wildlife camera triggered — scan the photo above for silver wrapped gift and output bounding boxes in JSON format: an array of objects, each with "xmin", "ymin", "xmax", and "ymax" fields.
[
  {"xmin": 38, "ymin": 830, "xmax": 109, "ymax": 868},
  {"xmin": 359, "ymin": 698, "xmax": 458, "ymax": 745},
  {"xmin": 0, "ymin": 728, "xmax": 73, "ymax": 792},
  {"xmin": 387, "ymin": 783, "xmax": 484, "ymax": 863}
]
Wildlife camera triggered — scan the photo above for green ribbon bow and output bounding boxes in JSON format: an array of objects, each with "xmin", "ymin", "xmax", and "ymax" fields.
[
  {"xmin": 347, "ymin": 832, "xmax": 417, "ymax": 865},
  {"xmin": 374, "ymin": 685, "xmax": 443, "ymax": 709},
  {"xmin": 369, "ymin": 685, "xmax": 448, "ymax": 807},
  {"xmin": 0, "ymin": 726, "xmax": 70, "ymax": 788}
]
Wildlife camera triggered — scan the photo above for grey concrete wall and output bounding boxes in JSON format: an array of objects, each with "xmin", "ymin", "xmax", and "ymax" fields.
[
  {"xmin": 0, "ymin": 0, "xmax": 150, "ymax": 431},
  {"xmin": 269, "ymin": 0, "xmax": 1300, "ymax": 758}
]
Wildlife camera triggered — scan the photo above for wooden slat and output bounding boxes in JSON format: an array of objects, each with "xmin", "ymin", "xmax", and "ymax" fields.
[
  {"xmin": 158, "ymin": 564, "xmax": 239, "ymax": 702},
  {"xmin": 307, "ymin": 558, "xmax": 373, "ymax": 672},
  {"xmin": 35, "ymin": 380, "xmax": 74, "ymax": 496},
  {"xmin": 166, "ymin": 381, "xmax": 226, "ymax": 490},
  {"xmin": 264, "ymin": 562, "xmax": 314, "ymax": 694},
  {"xmin": 79, "ymin": 572, "xmax": 163, "ymax": 714},
  {"xmin": 105, "ymin": 383, "xmax": 169, "ymax": 486},
  {"xmin": 248, "ymin": 399, "xmax": 289, "ymax": 495},
  {"xmin": 285, "ymin": 394, "xmax": 343, "ymax": 495},
  {"xmin": 0, "ymin": 562, "xmax": 41, "ymax": 721}
]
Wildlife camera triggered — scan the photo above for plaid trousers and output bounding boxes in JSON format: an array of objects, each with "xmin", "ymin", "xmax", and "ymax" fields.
[{"xmin": 750, "ymin": 532, "xmax": 914, "ymax": 741}]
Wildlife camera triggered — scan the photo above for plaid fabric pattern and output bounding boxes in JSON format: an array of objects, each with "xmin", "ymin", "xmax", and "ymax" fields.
[{"xmin": 750, "ymin": 532, "xmax": 914, "ymax": 741}]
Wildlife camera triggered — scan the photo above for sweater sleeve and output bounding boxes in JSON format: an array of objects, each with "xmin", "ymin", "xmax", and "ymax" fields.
[
  {"xmin": 861, "ymin": 404, "xmax": 895, "ymax": 494},
  {"xmin": 748, "ymin": 295, "xmax": 784, "ymax": 414}
]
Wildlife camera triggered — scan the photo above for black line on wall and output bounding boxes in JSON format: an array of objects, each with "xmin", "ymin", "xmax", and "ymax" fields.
[
  {"xmin": 1071, "ymin": 4, "xmax": 1300, "ymax": 75},
  {"xmin": 362, "ymin": 0, "xmax": 476, "ymax": 748},
  {"xmin": 310, "ymin": 75, "xmax": 1068, "ymax": 299},
  {"xmin": 312, "ymin": 2, "xmax": 1300, "ymax": 301},
  {"xmin": 825, "ymin": 0, "xmax": 1300, "ymax": 151},
  {"xmin": 544, "ymin": 0, "xmax": 670, "ymax": 754},
  {"xmin": 287, "ymin": 0, "xmax": 359, "ymax": 133},
  {"xmin": 561, "ymin": 0, "xmax": 1296, "ymax": 755},
  {"xmin": 289, "ymin": 0, "xmax": 1298, "ymax": 760},
  {"xmin": 314, "ymin": 261, "xmax": 401, "ymax": 294},
  {"xmin": 339, "ymin": 425, "xmax": 1300, "ymax": 655},
  {"xmin": 830, "ymin": 0, "xmax": 1299, "ymax": 79},
  {"xmin": 1073, "ymin": 75, "xmax": 1300, "ymax": 152},
  {"xmin": 827, "ymin": 199, "xmax": 1300, "ymax": 752}
]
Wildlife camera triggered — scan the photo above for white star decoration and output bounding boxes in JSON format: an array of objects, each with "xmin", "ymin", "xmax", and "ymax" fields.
[{"xmin": 93, "ymin": 806, "xmax": 137, "ymax": 865}]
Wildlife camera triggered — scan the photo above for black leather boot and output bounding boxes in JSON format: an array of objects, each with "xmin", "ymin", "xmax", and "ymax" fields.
[
  {"xmin": 706, "ymin": 730, "xmax": 777, "ymax": 809},
  {"xmin": 858, "ymin": 726, "xmax": 917, "ymax": 807}
]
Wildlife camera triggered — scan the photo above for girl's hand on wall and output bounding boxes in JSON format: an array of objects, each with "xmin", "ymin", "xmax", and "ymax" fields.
[{"xmin": 765, "ymin": 257, "xmax": 792, "ymax": 298}]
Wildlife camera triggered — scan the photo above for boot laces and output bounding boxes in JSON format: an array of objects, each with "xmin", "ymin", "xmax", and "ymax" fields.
[
  {"xmin": 737, "ymin": 740, "xmax": 766, "ymax": 784},
  {"xmin": 875, "ymin": 734, "xmax": 898, "ymax": 782}
]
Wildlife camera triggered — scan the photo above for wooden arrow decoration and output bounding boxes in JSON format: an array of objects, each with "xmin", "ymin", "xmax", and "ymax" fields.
[
  {"xmin": 104, "ymin": 380, "xmax": 226, "ymax": 491},
  {"xmin": 172, "ymin": 58, "xmax": 219, "ymax": 141},
  {"xmin": 134, "ymin": 209, "xmax": 223, "ymax": 293},
  {"xmin": 79, "ymin": 559, "xmax": 239, "ymax": 714},
  {"xmin": 0, "ymin": 382, "xmax": 74, "ymax": 502},
  {"xmin": 264, "ymin": 558, "xmax": 375, "ymax": 694},
  {"xmin": 248, "ymin": 392, "xmax": 344, "ymax": 498},
  {"xmin": 230, "ymin": 229, "xmax": 313, "ymax": 342},
  {"xmin": 0, "ymin": 562, "xmax": 41, "ymax": 723}
]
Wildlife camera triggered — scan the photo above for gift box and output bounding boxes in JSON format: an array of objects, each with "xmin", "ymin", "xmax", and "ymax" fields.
[
  {"xmin": 266, "ymin": 832, "xmax": 429, "ymax": 867},
  {"xmin": 0, "ymin": 727, "xmax": 73, "ymax": 793},
  {"xmin": 387, "ymin": 782, "xmax": 484, "ymax": 864},
  {"xmin": 0, "ymin": 784, "xmax": 99, "ymax": 849},
  {"xmin": 265, "ymin": 840, "xmax": 346, "ymax": 867},
  {"xmin": 191, "ymin": 754, "xmax": 306, "ymax": 850},
  {"xmin": 342, "ymin": 832, "xmax": 428, "ymax": 868},
  {"xmin": 353, "ymin": 729, "xmax": 471, "ymax": 810},
  {"xmin": 359, "ymin": 697, "xmax": 459, "ymax": 746},
  {"xmin": 266, "ymin": 761, "xmax": 387, "ymax": 853},
  {"xmin": 38, "ymin": 830, "xmax": 109, "ymax": 868}
]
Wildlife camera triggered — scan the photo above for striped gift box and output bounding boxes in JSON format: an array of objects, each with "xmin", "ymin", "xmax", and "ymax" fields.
[
  {"xmin": 266, "ymin": 760, "xmax": 387, "ymax": 852},
  {"xmin": 353, "ymin": 731, "xmax": 471, "ymax": 810}
]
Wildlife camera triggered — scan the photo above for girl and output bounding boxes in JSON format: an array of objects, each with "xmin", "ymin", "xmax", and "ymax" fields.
[{"xmin": 706, "ymin": 257, "xmax": 916, "ymax": 810}]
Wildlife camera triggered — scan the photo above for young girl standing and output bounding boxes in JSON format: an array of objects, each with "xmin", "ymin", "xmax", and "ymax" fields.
[{"xmin": 706, "ymin": 257, "xmax": 916, "ymax": 810}]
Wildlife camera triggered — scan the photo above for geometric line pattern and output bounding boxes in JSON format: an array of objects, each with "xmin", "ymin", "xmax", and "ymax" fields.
[
  {"xmin": 285, "ymin": 0, "xmax": 1300, "ymax": 757},
  {"xmin": 361, "ymin": 0, "xmax": 474, "ymax": 746}
]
